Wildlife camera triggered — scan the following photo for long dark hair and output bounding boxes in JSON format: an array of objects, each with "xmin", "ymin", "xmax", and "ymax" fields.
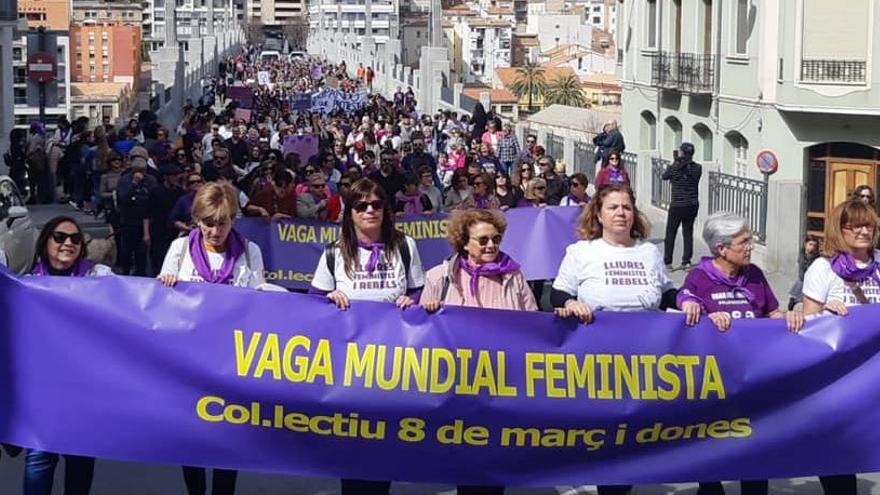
[
  {"xmin": 32, "ymin": 216, "xmax": 88, "ymax": 269},
  {"xmin": 339, "ymin": 178, "xmax": 404, "ymax": 278}
]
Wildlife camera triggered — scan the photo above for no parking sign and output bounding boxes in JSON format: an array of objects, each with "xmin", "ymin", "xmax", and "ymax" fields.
[{"xmin": 756, "ymin": 150, "xmax": 778, "ymax": 175}]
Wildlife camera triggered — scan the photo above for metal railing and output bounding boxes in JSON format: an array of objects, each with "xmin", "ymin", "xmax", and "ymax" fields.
[
  {"xmin": 800, "ymin": 59, "xmax": 867, "ymax": 84},
  {"xmin": 651, "ymin": 157, "xmax": 672, "ymax": 210},
  {"xmin": 708, "ymin": 171, "xmax": 769, "ymax": 244},
  {"xmin": 651, "ymin": 52, "xmax": 715, "ymax": 94},
  {"xmin": 622, "ymin": 150, "xmax": 638, "ymax": 192},
  {"xmin": 573, "ymin": 141, "xmax": 595, "ymax": 175},
  {"xmin": 547, "ymin": 133, "xmax": 564, "ymax": 161}
]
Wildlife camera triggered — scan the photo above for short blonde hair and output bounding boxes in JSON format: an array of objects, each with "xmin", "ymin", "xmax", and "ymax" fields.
[
  {"xmin": 192, "ymin": 182, "xmax": 239, "ymax": 223},
  {"xmin": 824, "ymin": 200, "xmax": 880, "ymax": 256},
  {"xmin": 524, "ymin": 178, "xmax": 546, "ymax": 202},
  {"xmin": 448, "ymin": 209, "xmax": 508, "ymax": 253}
]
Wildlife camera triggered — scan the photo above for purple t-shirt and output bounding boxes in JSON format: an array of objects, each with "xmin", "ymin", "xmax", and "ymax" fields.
[{"xmin": 679, "ymin": 263, "xmax": 779, "ymax": 319}]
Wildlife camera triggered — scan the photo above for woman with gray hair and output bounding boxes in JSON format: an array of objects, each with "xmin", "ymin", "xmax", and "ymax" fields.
[
  {"xmin": 676, "ymin": 211, "xmax": 803, "ymax": 332},
  {"xmin": 676, "ymin": 212, "xmax": 803, "ymax": 495}
]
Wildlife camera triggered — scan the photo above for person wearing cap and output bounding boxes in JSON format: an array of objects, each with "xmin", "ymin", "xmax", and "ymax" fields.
[
  {"xmin": 662, "ymin": 142, "xmax": 703, "ymax": 270},
  {"xmin": 116, "ymin": 156, "xmax": 158, "ymax": 276}
]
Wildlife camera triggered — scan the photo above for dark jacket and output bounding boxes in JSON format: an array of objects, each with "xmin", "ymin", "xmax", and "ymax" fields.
[
  {"xmin": 662, "ymin": 158, "xmax": 702, "ymax": 208},
  {"xmin": 543, "ymin": 173, "xmax": 568, "ymax": 206}
]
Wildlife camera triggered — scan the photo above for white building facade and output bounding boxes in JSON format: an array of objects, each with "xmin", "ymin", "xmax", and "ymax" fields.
[
  {"xmin": 458, "ymin": 18, "xmax": 512, "ymax": 83},
  {"xmin": 11, "ymin": 33, "xmax": 72, "ymax": 128},
  {"xmin": 618, "ymin": 0, "xmax": 880, "ymax": 278},
  {"xmin": 308, "ymin": 0, "xmax": 399, "ymax": 46}
]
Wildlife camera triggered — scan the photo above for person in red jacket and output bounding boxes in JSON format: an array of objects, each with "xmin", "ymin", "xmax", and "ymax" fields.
[{"xmin": 594, "ymin": 151, "xmax": 630, "ymax": 188}]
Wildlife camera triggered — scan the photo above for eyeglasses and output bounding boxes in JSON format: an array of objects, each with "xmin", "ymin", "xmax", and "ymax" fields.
[
  {"xmin": 609, "ymin": 156, "xmax": 620, "ymax": 162},
  {"xmin": 571, "ymin": 182, "xmax": 583, "ymax": 188},
  {"xmin": 188, "ymin": 179, "xmax": 204, "ymax": 185},
  {"xmin": 51, "ymin": 231, "xmax": 84, "ymax": 245},
  {"xmin": 215, "ymin": 155, "xmax": 229, "ymax": 160},
  {"xmin": 535, "ymin": 186, "xmax": 547, "ymax": 191},
  {"xmin": 353, "ymin": 199, "xmax": 385, "ymax": 212},
  {"xmin": 526, "ymin": 139, "xmax": 536, "ymax": 144},
  {"xmin": 538, "ymin": 162, "xmax": 550, "ymax": 167},
  {"xmin": 860, "ymin": 194, "xmax": 874, "ymax": 199},
  {"xmin": 843, "ymin": 224, "xmax": 875, "ymax": 233},
  {"xmin": 471, "ymin": 234, "xmax": 502, "ymax": 246},
  {"xmin": 340, "ymin": 182, "xmax": 352, "ymax": 188},
  {"xmin": 311, "ymin": 182, "xmax": 327, "ymax": 188}
]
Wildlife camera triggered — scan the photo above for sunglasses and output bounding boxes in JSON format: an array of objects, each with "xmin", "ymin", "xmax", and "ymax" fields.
[
  {"xmin": 188, "ymin": 179, "xmax": 204, "ymax": 185},
  {"xmin": 215, "ymin": 155, "xmax": 229, "ymax": 160},
  {"xmin": 571, "ymin": 182, "xmax": 583, "ymax": 188},
  {"xmin": 609, "ymin": 156, "xmax": 620, "ymax": 161},
  {"xmin": 860, "ymin": 194, "xmax": 873, "ymax": 199},
  {"xmin": 51, "ymin": 231, "xmax": 84, "ymax": 245},
  {"xmin": 472, "ymin": 234, "xmax": 502, "ymax": 246},
  {"xmin": 311, "ymin": 182, "xmax": 327, "ymax": 188},
  {"xmin": 353, "ymin": 200, "xmax": 385, "ymax": 212},
  {"xmin": 535, "ymin": 186, "xmax": 547, "ymax": 191},
  {"xmin": 340, "ymin": 182, "xmax": 352, "ymax": 187}
]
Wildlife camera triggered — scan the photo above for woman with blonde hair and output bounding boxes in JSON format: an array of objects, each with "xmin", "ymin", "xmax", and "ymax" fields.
[
  {"xmin": 516, "ymin": 177, "xmax": 547, "ymax": 207},
  {"xmin": 800, "ymin": 199, "xmax": 875, "ymax": 495}
]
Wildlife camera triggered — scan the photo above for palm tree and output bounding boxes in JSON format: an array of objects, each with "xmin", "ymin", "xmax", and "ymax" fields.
[
  {"xmin": 509, "ymin": 63, "xmax": 547, "ymax": 112},
  {"xmin": 544, "ymin": 74, "xmax": 588, "ymax": 108}
]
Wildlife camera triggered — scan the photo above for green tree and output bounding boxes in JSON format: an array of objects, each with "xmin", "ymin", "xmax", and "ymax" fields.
[
  {"xmin": 509, "ymin": 63, "xmax": 547, "ymax": 112},
  {"xmin": 544, "ymin": 73, "xmax": 588, "ymax": 108}
]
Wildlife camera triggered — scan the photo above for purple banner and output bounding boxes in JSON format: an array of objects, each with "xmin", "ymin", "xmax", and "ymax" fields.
[
  {"xmin": 2, "ymin": 270, "xmax": 880, "ymax": 486},
  {"xmin": 227, "ymin": 86, "xmax": 254, "ymax": 109},
  {"xmin": 235, "ymin": 207, "xmax": 581, "ymax": 290},
  {"xmin": 281, "ymin": 134, "xmax": 320, "ymax": 163}
]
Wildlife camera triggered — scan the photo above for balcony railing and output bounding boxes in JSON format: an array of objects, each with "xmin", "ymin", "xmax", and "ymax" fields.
[
  {"xmin": 651, "ymin": 51, "xmax": 715, "ymax": 94},
  {"xmin": 800, "ymin": 59, "xmax": 866, "ymax": 84}
]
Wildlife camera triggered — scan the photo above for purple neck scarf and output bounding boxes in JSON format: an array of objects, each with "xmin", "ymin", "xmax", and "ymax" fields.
[
  {"xmin": 395, "ymin": 191, "xmax": 422, "ymax": 216},
  {"xmin": 473, "ymin": 193, "xmax": 490, "ymax": 209},
  {"xmin": 608, "ymin": 167, "xmax": 625, "ymax": 183},
  {"xmin": 567, "ymin": 193, "xmax": 588, "ymax": 205},
  {"xmin": 188, "ymin": 228, "xmax": 246, "ymax": 284},
  {"xmin": 695, "ymin": 256, "xmax": 755, "ymax": 303},
  {"xmin": 357, "ymin": 240, "xmax": 384, "ymax": 273},
  {"xmin": 830, "ymin": 252, "xmax": 880, "ymax": 284},
  {"xmin": 457, "ymin": 252, "xmax": 521, "ymax": 297},
  {"xmin": 31, "ymin": 259, "xmax": 95, "ymax": 277}
]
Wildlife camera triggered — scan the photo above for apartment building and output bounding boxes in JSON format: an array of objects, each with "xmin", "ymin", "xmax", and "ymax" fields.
[
  {"xmin": 11, "ymin": 32, "xmax": 72, "ymax": 127},
  {"xmin": 144, "ymin": 0, "xmax": 238, "ymax": 51},
  {"xmin": 618, "ymin": 0, "xmax": 880, "ymax": 276},
  {"xmin": 0, "ymin": 0, "xmax": 16, "ymax": 156},
  {"xmin": 458, "ymin": 18, "xmax": 512, "ymax": 84},
  {"xmin": 580, "ymin": 0, "xmax": 615, "ymax": 35},
  {"xmin": 18, "ymin": 0, "xmax": 70, "ymax": 29},
  {"xmin": 70, "ymin": 23, "xmax": 141, "ymax": 86},
  {"xmin": 308, "ymin": 0, "xmax": 399, "ymax": 46},
  {"xmin": 73, "ymin": 0, "xmax": 143, "ymax": 23},
  {"xmin": 246, "ymin": 0, "xmax": 305, "ymax": 25}
]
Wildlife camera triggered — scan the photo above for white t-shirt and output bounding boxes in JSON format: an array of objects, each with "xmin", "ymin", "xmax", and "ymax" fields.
[
  {"xmin": 311, "ymin": 236, "xmax": 425, "ymax": 303},
  {"xmin": 802, "ymin": 251, "xmax": 880, "ymax": 306},
  {"xmin": 160, "ymin": 237, "xmax": 266, "ymax": 288},
  {"xmin": 552, "ymin": 239, "xmax": 673, "ymax": 311}
]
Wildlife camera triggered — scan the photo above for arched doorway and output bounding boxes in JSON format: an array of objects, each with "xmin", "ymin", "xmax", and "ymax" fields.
[{"xmin": 805, "ymin": 142, "xmax": 880, "ymax": 239}]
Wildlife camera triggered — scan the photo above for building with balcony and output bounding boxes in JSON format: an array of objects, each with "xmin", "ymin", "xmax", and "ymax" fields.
[
  {"xmin": 308, "ymin": 0, "xmax": 399, "ymax": 46},
  {"xmin": 245, "ymin": 0, "xmax": 304, "ymax": 25},
  {"xmin": 11, "ymin": 32, "xmax": 72, "ymax": 128},
  {"xmin": 457, "ymin": 17, "xmax": 512, "ymax": 84},
  {"xmin": 143, "ymin": 0, "xmax": 239, "ymax": 51},
  {"xmin": 618, "ymin": 0, "xmax": 880, "ymax": 279},
  {"xmin": 17, "ymin": 0, "xmax": 69, "ymax": 29},
  {"xmin": 70, "ymin": 23, "xmax": 141, "ymax": 87},
  {"xmin": 72, "ymin": 0, "xmax": 143, "ymax": 23}
]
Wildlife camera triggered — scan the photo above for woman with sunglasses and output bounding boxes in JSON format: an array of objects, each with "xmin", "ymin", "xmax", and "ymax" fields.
[
  {"xmin": 516, "ymin": 178, "xmax": 547, "ymax": 208},
  {"xmin": 494, "ymin": 170, "xmax": 521, "ymax": 211},
  {"xmin": 512, "ymin": 159, "xmax": 534, "ymax": 194},
  {"xmin": 173, "ymin": 147, "xmax": 194, "ymax": 172},
  {"xmin": 443, "ymin": 168, "xmax": 473, "ymax": 212},
  {"xmin": 594, "ymin": 151, "xmax": 630, "ymax": 188},
  {"xmin": 461, "ymin": 173, "xmax": 500, "ymax": 210},
  {"xmin": 158, "ymin": 182, "xmax": 270, "ymax": 495},
  {"xmin": 852, "ymin": 185, "xmax": 875, "ymax": 208},
  {"xmin": 559, "ymin": 173, "xmax": 590, "ymax": 206},
  {"xmin": 309, "ymin": 178, "xmax": 425, "ymax": 495},
  {"xmin": 26, "ymin": 216, "xmax": 112, "ymax": 495}
]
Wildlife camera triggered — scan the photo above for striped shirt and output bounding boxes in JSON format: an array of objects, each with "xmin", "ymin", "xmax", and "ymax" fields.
[{"xmin": 662, "ymin": 159, "xmax": 702, "ymax": 207}]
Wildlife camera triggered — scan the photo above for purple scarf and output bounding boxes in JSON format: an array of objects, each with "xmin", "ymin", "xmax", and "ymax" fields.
[
  {"xmin": 830, "ymin": 252, "xmax": 880, "ymax": 284},
  {"xmin": 188, "ymin": 228, "xmax": 246, "ymax": 284},
  {"xmin": 473, "ymin": 194, "xmax": 490, "ymax": 209},
  {"xmin": 457, "ymin": 252, "xmax": 521, "ymax": 297},
  {"xmin": 608, "ymin": 166, "xmax": 625, "ymax": 184},
  {"xmin": 358, "ymin": 241, "xmax": 384, "ymax": 273},
  {"xmin": 31, "ymin": 259, "xmax": 95, "ymax": 277},
  {"xmin": 395, "ymin": 191, "xmax": 423, "ymax": 216},
  {"xmin": 567, "ymin": 193, "xmax": 588, "ymax": 205},
  {"xmin": 695, "ymin": 256, "xmax": 756, "ymax": 303}
]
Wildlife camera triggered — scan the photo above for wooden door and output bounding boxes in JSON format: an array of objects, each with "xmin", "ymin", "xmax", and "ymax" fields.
[{"xmin": 826, "ymin": 161, "xmax": 874, "ymax": 214}]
